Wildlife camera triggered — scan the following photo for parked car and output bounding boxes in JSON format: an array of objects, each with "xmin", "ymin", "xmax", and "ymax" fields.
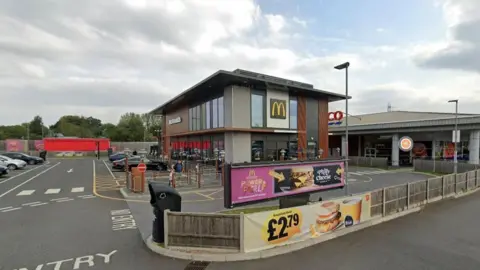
[
  {"xmin": 1, "ymin": 152, "xmax": 44, "ymax": 165},
  {"xmin": 0, "ymin": 155, "xmax": 27, "ymax": 170},
  {"xmin": 0, "ymin": 165, "xmax": 8, "ymax": 176},
  {"xmin": 109, "ymin": 152, "xmax": 128, "ymax": 162},
  {"xmin": 112, "ymin": 157, "xmax": 168, "ymax": 171}
]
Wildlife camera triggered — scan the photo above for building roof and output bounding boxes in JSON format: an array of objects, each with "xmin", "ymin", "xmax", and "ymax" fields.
[
  {"xmin": 329, "ymin": 110, "xmax": 480, "ymax": 135},
  {"xmin": 150, "ymin": 69, "xmax": 347, "ymax": 115}
]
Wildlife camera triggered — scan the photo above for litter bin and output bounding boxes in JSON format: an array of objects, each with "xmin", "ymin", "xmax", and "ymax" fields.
[
  {"xmin": 107, "ymin": 147, "xmax": 113, "ymax": 157},
  {"xmin": 148, "ymin": 181, "xmax": 182, "ymax": 243}
]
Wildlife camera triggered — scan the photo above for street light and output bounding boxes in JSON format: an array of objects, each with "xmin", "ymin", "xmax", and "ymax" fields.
[
  {"xmin": 335, "ymin": 62, "xmax": 350, "ymax": 195},
  {"xmin": 448, "ymin": 99, "xmax": 459, "ymax": 174}
]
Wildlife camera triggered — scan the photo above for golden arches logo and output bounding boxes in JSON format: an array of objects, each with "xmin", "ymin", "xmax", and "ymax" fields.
[
  {"xmin": 270, "ymin": 99, "xmax": 287, "ymax": 119},
  {"xmin": 249, "ymin": 169, "xmax": 256, "ymax": 177}
]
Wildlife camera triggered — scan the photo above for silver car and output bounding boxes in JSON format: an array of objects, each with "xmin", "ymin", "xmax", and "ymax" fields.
[{"xmin": 0, "ymin": 155, "xmax": 27, "ymax": 170}]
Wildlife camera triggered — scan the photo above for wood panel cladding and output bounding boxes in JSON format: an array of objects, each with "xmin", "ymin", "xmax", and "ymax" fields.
[
  {"xmin": 318, "ymin": 98, "xmax": 329, "ymax": 158},
  {"xmin": 297, "ymin": 96, "xmax": 307, "ymax": 160},
  {"xmin": 165, "ymin": 106, "xmax": 189, "ymax": 136}
]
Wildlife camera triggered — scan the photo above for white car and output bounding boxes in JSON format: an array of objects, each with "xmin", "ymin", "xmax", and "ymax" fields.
[{"xmin": 0, "ymin": 155, "xmax": 27, "ymax": 170}]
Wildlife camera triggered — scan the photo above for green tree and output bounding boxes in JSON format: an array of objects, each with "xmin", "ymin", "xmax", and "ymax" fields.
[{"xmin": 116, "ymin": 113, "xmax": 145, "ymax": 141}]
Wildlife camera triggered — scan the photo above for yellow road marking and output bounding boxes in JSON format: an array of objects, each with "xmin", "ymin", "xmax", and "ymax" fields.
[
  {"xmin": 194, "ymin": 192, "xmax": 215, "ymax": 200},
  {"xmin": 205, "ymin": 189, "xmax": 223, "ymax": 197}
]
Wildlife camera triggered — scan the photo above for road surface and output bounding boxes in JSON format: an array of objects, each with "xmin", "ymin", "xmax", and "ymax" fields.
[{"xmin": 1, "ymin": 160, "xmax": 478, "ymax": 270}]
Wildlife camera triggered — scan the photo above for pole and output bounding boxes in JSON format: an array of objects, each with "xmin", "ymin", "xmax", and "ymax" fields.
[
  {"xmin": 344, "ymin": 67, "xmax": 349, "ymax": 195},
  {"xmin": 454, "ymin": 101, "xmax": 458, "ymax": 174}
]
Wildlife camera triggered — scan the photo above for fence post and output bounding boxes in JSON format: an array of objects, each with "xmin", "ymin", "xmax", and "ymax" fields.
[
  {"xmin": 382, "ymin": 188, "xmax": 386, "ymax": 217},
  {"xmin": 239, "ymin": 212, "xmax": 245, "ymax": 253},
  {"xmin": 426, "ymin": 178, "xmax": 430, "ymax": 202},
  {"xmin": 454, "ymin": 174, "xmax": 458, "ymax": 194},
  {"xmin": 442, "ymin": 176, "xmax": 445, "ymax": 197},
  {"xmin": 197, "ymin": 167, "xmax": 202, "ymax": 188},
  {"xmin": 164, "ymin": 210, "xmax": 169, "ymax": 248},
  {"xmin": 407, "ymin": 183, "xmax": 410, "ymax": 209}
]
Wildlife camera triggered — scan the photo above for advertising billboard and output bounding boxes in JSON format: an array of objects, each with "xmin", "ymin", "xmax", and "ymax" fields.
[
  {"xmin": 243, "ymin": 192, "xmax": 372, "ymax": 252},
  {"xmin": 5, "ymin": 139, "xmax": 27, "ymax": 152},
  {"xmin": 229, "ymin": 161, "xmax": 345, "ymax": 206}
]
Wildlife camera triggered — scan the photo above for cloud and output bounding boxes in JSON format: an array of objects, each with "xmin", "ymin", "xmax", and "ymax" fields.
[{"xmin": 412, "ymin": 0, "xmax": 480, "ymax": 73}]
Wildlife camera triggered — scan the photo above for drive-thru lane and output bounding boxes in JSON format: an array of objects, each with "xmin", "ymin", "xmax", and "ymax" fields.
[{"xmin": 209, "ymin": 191, "xmax": 480, "ymax": 270}]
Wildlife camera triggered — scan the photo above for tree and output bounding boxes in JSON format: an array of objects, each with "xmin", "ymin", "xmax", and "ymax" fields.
[{"xmin": 116, "ymin": 113, "xmax": 145, "ymax": 141}]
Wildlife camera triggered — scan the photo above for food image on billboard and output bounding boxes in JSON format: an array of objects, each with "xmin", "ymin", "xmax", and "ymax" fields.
[
  {"xmin": 243, "ymin": 193, "xmax": 372, "ymax": 252},
  {"xmin": 232, "ymin": 162, "xmax": 345, "ymax": 205}
]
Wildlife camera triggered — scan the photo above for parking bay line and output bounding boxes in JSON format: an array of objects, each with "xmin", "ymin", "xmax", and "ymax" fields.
[
  {"xmin": 22, "ymin": 201, "xmax": 42, "ymax": 206},
  {"xmin": 2, "ymin": 207, "xmax": 21, "ymax": 212},
  {"xmin": 0, "ymin": 206, "xmax": 13, "ymax": 211},
  {"xmin": 30, "ymin": 202, "xmax": 49, "ymax": 207},
  {"xmin": 103, "ymin": 160, "xmax": 120, "ymax": 186},
  {"xmin": 0, "ymin": 162, "xmax": 61, "ymax": 199},
  {"xmin": 56, "ymin": 198, "xmax": 74, "ymax": 203},
  {"xmin": 51, "ymin": 197, "xmax": 70, "ymax": 201},
  {"xmin": 0, "ymin": 165, "xmax": 45, "ymax": 184}
]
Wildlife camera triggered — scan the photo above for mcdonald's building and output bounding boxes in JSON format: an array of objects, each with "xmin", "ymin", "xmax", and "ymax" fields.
[{"xmin": 150, "ymin": 69, "xmax": 346, "ymax": 163}]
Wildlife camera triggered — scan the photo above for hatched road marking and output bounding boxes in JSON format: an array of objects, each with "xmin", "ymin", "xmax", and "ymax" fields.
[
  {"xmin": 17, "ymin": 190, "xmax": 35, "ymax": 196},
  {"xmin": 45, "ymin": 188, "xmax": 61, "ymax": 194},
  {"xmin": 71, "ymin": 187, "xmax": 85, "ymax": 193}
]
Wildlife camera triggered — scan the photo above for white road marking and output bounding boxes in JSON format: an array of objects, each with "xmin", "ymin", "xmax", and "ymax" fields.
[
  {"xmin": 349, "ymin": 172, "xmax": 362, "ymax": 176},
  {"xmin": 51, "ymin": 197, "xmax": 70, "ymax": 201},
  {"xmin": 71, "ymin": 187, "xmax": 85, "ymax": 193},
  {"xmin": 14, "ymin": 249, "xmax": 118, "ymax": 270},
  {"xmin": 2, "ymin": 207, "xmax": 21, "ymax": 212},
  {"xmin": 30, "ymin": 202, "xmax": 49, "ymax": 207},
  {"xmin": 0, "ymin": 162, "xmax": 61, "ymax": 198},
  {"xmin": 45, "ymin": 188, "xmax": 61, "ymax": 194},
  {"xmin": 79, "ymin": 195, "xmax": 96, "ymax": 199},
  {"xmin": 17, "ymin": 190, "xmax": 35, "ymax": 196},
  {"xmin": 0, "ymin": 206, "xmax": 13, "ymax": 211},
  {"xmin": 111, "ymin": 209, "xmax": 137, "ymax": 231},
  {"xmin": 103, "ymin": 159, "xmax": 120, "ymax": 185},
  {"xmin": 56, "ymin": 198, "xmax": 74, "ymax": 202},
  {"xmin": 67, "ymin": 168, "xmax": 73, "ymax": 173},
  {"xmin": 0, "ymin": 165, "xmax": 44, "ymax": 184},
  {"xmin": 348, "ymin": 178, "xmax": 358, "ymax": 182},
  {"xmin": 22, "ymin": 201, "xmax": 42, "ymax": 206}
]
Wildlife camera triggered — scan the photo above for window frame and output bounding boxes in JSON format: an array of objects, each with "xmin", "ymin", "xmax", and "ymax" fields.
[
  {"xmin": 250, "ymin": 89, "xmax": 266, "ymax": 128},
  {"xmin": 289, "ymin": 97, "xmax": 298, "ymax": 130}
]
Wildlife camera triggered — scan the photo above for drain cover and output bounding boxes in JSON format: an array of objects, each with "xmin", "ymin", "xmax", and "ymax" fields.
[{"xmin": 184, "ymin": 261, "xmax": 210, "ymax": 270}]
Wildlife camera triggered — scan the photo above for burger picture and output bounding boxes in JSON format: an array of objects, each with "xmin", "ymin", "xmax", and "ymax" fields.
[
  {"xmin": 316, "ymin": 201, "xmax": 342, "ymax": 233},
  {"xmin": 289, "ymin": 166, "xmax": 314, "ymax": 190}
]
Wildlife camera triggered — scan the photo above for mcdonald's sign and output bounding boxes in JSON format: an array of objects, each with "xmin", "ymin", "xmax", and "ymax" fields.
[{"xmin": 270, "ymin": 99, "xmax": 287, "ymax": 119}]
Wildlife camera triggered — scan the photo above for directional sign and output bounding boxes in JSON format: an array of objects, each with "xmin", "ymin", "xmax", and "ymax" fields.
[{"xmin": 137, "ymin": 163, "xmax": 146, "ymax": 173}]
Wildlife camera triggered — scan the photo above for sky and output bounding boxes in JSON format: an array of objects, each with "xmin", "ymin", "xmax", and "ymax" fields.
[{"xmin": 1, "ymin": 0, "xmax": 479, "ymax": 125}]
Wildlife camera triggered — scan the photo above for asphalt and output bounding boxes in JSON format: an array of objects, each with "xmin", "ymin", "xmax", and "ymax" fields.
[{"xmin": 2, "ymin": 160, "xmax": 478, "ymax": 270}]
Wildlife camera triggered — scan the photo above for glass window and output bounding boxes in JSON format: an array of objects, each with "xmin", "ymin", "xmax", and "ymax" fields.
[
  {"xmin": 206, "ymin": 101, "xmax": 211, "ymax": 129},
  {"xmin": 189, "ymin": 107, "xmax": 193, "ymax": 131},
  {"xmin": 252, "ymin": 140, "xmax": 264, "ymax": 161},
  {"xmin": 201, "ymin": 103, "xmax": 206, "ymax": 130},
  {"xmin": 289, "ymin": 99, "xmax": 297, "ymax": 129},
  {"xmin": 218, "ymin": 96, "xmax": 224, "ymax": 128},
  {"xmin": 196, "ymin": 106, "xmax": 201, "ymax": 130},
  {"xmin": 192, "ymin": 106, "xmax": 196, "ymax": 130},
  {"xmin": 212, "ymin": 98, "xmax": 218, "ymax": 128},
  {"xmin": 251, "ymin": 94, "xmax": 264, "ymax": 127}
]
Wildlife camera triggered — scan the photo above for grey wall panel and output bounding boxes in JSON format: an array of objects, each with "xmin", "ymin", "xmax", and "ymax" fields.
[{"xmin": 229, "ymin": 85, "xmax": 251, "ymax": 128}]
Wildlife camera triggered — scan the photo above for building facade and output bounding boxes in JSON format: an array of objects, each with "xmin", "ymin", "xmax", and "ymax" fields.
[
  {"xmin": 328, "ymin": 111, "xmax": 480, "ymax": 165},
  {"xmin": 151, "ymin": 69, "xmax": 346, "ymax": 163}
]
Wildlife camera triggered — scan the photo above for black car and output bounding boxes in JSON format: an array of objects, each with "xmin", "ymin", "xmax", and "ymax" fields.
[
  {"xmin": 2, "ymin": 152, "xmax": 44, "ymax": 165},
  {"xmin": 0, "ymin": 165, "xmax": 8, "ymax": 176},
  {"xmin": 112, "ymin": 157, "xmax": 168, "ymax": 171}
]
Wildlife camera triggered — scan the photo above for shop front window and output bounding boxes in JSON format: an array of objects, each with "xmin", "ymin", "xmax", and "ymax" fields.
[{"xmin": 252, "ymin": 140, "xmax": 264, "ymax": 161}]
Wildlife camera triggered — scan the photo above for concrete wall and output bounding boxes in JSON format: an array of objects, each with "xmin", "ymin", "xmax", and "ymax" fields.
[
  {"xmin": 266, "ymin": 89, "xmax": 289, "ymax": 129},
  {"xmin": 225, "ymin": 85, "xmax": 251, "ymax": 128},
  {"xmin": 224, "ymin": 132, "xmax": 251, "ymax": 163}
]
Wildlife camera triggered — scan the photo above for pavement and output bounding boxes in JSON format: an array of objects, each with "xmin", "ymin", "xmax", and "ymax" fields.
[{"xmin": 2, "ymin": 160, "xmax": 479, "ymax": 270}]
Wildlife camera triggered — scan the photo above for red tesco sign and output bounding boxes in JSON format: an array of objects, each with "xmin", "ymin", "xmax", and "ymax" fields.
[{"xmin": 328, "ymin": 111, "xmax": 344, "ymax": 121}]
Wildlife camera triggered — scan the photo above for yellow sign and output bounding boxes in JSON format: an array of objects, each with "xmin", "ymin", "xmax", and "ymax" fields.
[
  {"xmin": 270, "ymin": 99, "xmax": 287, "ymax": 119},
  {"xmin": 262, "ymin": 208, "xmax": 302, "ymax": 245}
]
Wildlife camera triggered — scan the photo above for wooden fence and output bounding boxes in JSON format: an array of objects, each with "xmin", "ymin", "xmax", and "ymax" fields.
[
  {"xmin": 164, "ymin": 169, "xmax": 480, "ymax": 251},
  {"xmin": 166, "ymin": 211, "xmax": 241, "ymax": 250}
]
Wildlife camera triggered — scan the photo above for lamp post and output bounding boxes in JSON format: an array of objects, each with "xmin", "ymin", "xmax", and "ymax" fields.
[
  {"xmin": 448, "ymin": 99, "xmax": 459, "ymax": 174},
  {"xmin": 335, "ymin": 62, "xmax": 350, "ymax": 195}
]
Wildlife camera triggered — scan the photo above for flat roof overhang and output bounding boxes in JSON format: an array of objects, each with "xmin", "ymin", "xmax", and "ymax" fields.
[
  {"xmin": 329, "ymin": 115, "xmax": 480, "ymax": 135},
  {"xmin": 150, "ymin": 69, "xmax": 348, "ymax": 115}
]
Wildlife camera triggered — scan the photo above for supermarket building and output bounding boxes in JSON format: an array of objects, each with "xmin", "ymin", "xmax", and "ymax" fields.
[{"xmin": 150, "ymin": 69, "xmax": 346, "ymax": 163}]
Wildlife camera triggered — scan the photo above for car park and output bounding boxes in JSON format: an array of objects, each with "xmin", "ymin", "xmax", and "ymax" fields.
[
  {"xmin": 112, "ymin": 156, "xmax": 168, "ymax": 171},
  {"xmin": 0, "ymin": 165, "xmax": 8, "ymax": 176},
  {"xmin": 0, "ymin": 155, "xmax": 27, "ymax": 170},
  {"xmin": 1, "ymin": 152, "xmax": 44, "ymax": 165}
]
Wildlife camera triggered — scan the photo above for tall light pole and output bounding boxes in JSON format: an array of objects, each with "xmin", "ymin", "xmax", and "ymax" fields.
[
  {"xmin": 448, "ymin": 99, "xmax": 458, "ymax": 174},
  {"xmin": 334, "ymin": 61, "xmax": 350, "ymax": 195}
]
